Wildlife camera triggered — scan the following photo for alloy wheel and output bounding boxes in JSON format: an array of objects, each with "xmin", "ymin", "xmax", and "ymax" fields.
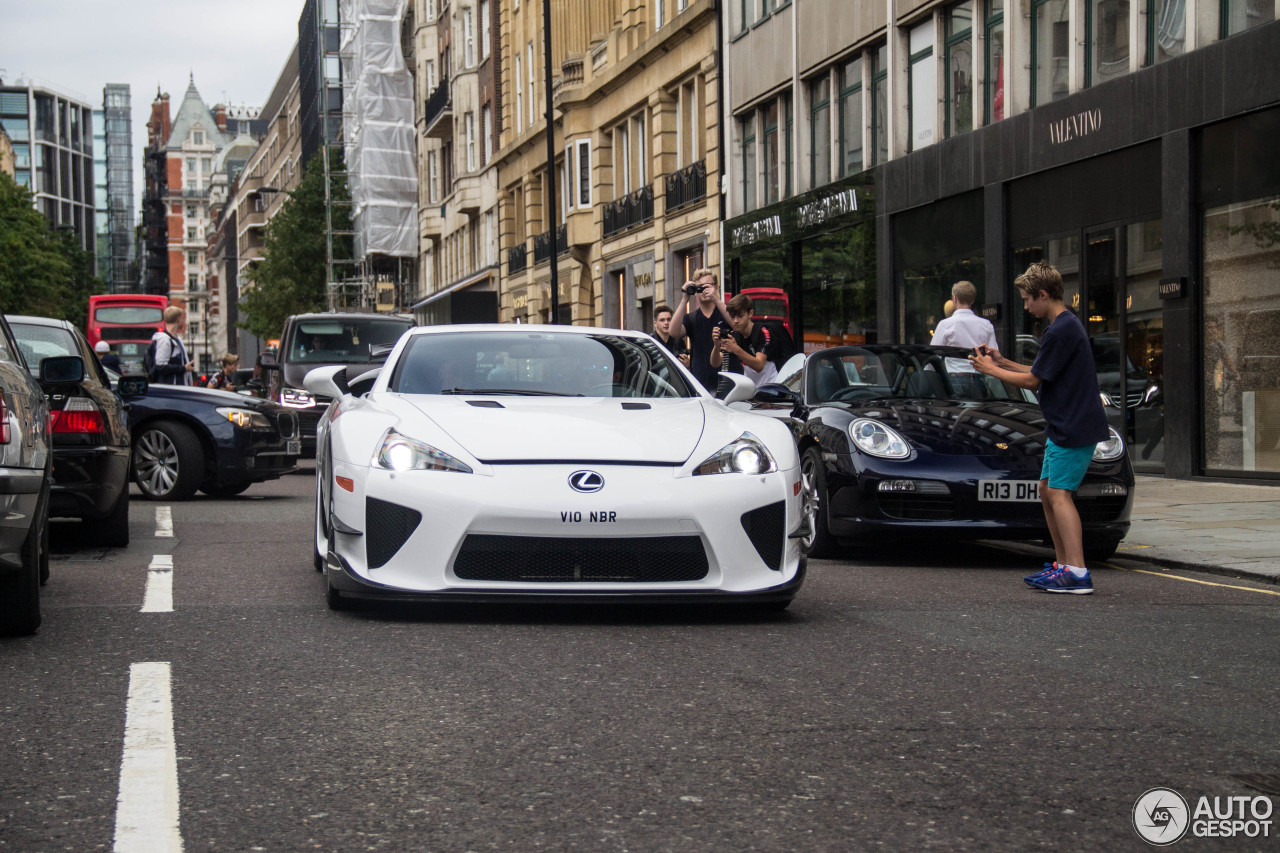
[{"xmin": 135, "ymin": 429, "xmax": 180, "ymax": 497}]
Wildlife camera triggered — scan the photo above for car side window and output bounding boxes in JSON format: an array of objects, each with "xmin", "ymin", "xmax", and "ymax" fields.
[{"xmin": 0, "ymin": 321, "xmax": 20, "ymax": 364}]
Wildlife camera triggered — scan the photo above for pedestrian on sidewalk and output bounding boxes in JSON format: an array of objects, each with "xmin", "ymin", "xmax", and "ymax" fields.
[{"xmin": 969, "ymin": 260, "xmax": 1109, "ymax": 594}]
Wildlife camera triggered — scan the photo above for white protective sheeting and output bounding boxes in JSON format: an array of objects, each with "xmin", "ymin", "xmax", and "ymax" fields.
[{"xmin": 340, "ymin": 0, "xmax": 419, "ymax": 258}]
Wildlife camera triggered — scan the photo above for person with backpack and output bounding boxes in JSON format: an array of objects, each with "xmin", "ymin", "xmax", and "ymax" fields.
[{"xmin": 147, "ymin": 306, "xmax": 195, "ymax": 385}]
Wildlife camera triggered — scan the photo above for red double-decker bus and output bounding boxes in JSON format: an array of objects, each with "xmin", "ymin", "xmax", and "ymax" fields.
[{"xmin": 87, "ymin": 294, "xmax": 169, "ymax": 375}]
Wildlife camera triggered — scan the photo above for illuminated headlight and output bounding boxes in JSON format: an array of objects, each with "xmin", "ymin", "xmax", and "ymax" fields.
[
  {"xmin": 849, "ymin": 418, "xmax": 911, "ymax": 459},
  {"xmin": 281, "ymin": 388, "xmax": 316, "ymax": 408},
  {"xmin": 1099, "ymin": 391, "xmax": 1118, "ymax": 408},
  {"xmin": 372, "ymin": 429, "xmax": 473, "ymax": 473},
  {"xmin": 1143, "ymin": 384, "xmax": 1160, "ymax": 405},
  {"xmin": 215, "ymin": 407, "xmax": 272, "ymax": 429},
  {"xmin": 694, "ymin": 432, "xmax": 777, "ymax": 476},
  {"xmin": 1092, "ymin": 426, "xmax": 1126, "ymax": 462}
]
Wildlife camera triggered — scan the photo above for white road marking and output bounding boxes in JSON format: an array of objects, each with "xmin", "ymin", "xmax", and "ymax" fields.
[
  {"xmin": 114, "ymin": 662, "xmax": 183, "ymax": 853},
  {"xmin": 141, "ymin": 555, "xmax": 173, "ymax": 613},
  {"xmin": 155, "ymin": 506, "xmax": 173, "ymax": 538}
]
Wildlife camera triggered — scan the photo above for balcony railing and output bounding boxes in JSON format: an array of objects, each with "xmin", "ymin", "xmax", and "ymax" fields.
[
  {"xmin": 533, "ymin": 225, "xmax": 567, "ymax": 264},
  {"xmin": 665, "ymin": 159, "xmax": 706, "ymax": 213},
  {"xmin": 507, "ymin": 244, "xmax": 527, "ymax": 275},
  {"xmin": 423, "ymin": 79, "xmax": 451, "ymax": 129},
  {"xmin": 602, "ymin": 184, "xmax": 654, "ymax": 237}
]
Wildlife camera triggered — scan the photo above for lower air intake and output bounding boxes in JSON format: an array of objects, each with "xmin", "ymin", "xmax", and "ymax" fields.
[{"xmin": 453, "ymin": 535, "xmax": 709, "ymax": 582}]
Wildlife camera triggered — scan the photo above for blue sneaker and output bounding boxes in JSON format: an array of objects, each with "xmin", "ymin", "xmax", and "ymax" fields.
[
  {"xmin": 1024, "ymin": 561, "xmax": 1058, "ymax": 586},
  {"xmin": 1029, "ymin": 565, "xmax": 1093, "ymax": 594}
]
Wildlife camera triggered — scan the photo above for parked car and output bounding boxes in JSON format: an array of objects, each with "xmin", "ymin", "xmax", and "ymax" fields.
[
  {"xmin": 262, "ymin": 312, "xmax": 414, "ymax": 456},
  {"xmin": 7, "ymin": 316, "xmax": 133, "ymax": 547},
  {"xmin": 109, "ymin": 373, "xmax": 302, "ymax": 501},
  {"xmin": 0, "ymin": 312, "xmax": 52, "ymax": 637},
  {"xmin": 748, "ymin": 344, "xmax": 1134, "ymax": 560},
  {"xmin": 307, "ymin": 324, "xmax": 802, "ymax": 611}
]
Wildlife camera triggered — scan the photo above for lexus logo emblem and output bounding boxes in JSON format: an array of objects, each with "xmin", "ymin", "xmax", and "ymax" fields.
[{"xmin": 568, "ymin": 470, "xmax": 604, "ymax": 493}]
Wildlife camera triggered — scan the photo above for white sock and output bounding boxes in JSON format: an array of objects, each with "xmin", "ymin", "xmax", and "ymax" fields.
[{"xmin": 1066, "ymin": 564, "xmax": 1088, "ymax": 578}]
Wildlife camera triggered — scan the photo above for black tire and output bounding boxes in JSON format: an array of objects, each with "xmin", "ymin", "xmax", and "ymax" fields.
[
  {"xmin": 1084, "ymin": 537, "xmax": 1122, "ymax": 563},
  {"xmin": 133, "ymin": 421, "xmax": 205, "ymax": 501},
  {"xmin": 800, "ymin": 447, "xmax": 837, "ymax": 558},
  {"xmin": 87, "ymin": 485, "xmax": 130, "ymax": 548},
  {"xmin": 1, "ymin": 486, "xmax": 47, "ymax": 636},
  {"xmin": 199, "ymin": 482, "xmax": 251, "ymax": 498}
]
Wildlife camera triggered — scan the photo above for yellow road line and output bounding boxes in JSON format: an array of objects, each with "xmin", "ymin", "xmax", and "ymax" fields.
[{"xmin": 1102, "ymin": 563, "xmax": 1280, "ymax": 597}]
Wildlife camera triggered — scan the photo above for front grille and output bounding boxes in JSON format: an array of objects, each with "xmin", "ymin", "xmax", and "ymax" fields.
[
  {"xmin": 740, "ymin": 501, "xmax": 785, "ymax": 570},
  {"xmin": 453, "ymin": 535, "xmax": 709, "ymax": 582},
  {"xmin": 1076, "ymin": 495, "xmax": 1128, "ymax": 523},
  {"xmin": 297, "ymin": 408, "xmax": 325, "ymax": 439},
  {"xmin": 273, "ymin": 410, "xmax": 299, "ymax": 440},
  {"xmin": 366, "ymin": 498, "xmax": 422, "ymax": 569},
  {"xmin": 878, "ymin": 494, "xmax": 958, "ymax": 520}
]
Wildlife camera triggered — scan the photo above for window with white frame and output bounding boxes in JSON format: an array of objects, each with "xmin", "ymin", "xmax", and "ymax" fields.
[
  {"xmin": 426, "ymin": 59, "xmax": 436, "ymax": 91},
  {"xmin": 675, "ymin": 77, "xmax": 702, "ymax": 167},
  {"xmin": 466, "ymin": 112, "xmax": 477, "ymax": 171},
  {"xmin": 482, "ymin": 104, "xmax": 493, "ymax": 164},
  {"xmin": 576, "ymin": 139, "xmax": 591, "ymax": 207},
  {"xmin": 515, "ymin": 54, "xmax": 524, "ymax": 132},
  {"xmin": 614, "ymin": 123, "xmax": 630, "ymax": 196},
  {"xmin": 656, "ymin": 0, "xmax": 666, "ymax": 29},
  {"xmin": 480, "ymin": 0, "xmax": 491, "ymax": 59},
  {"xmin": 425, "ymin": 0, "xmax": 435, "ymax": 19},
  {"xmin": 464, "ymin": 8, "xmax": 475, "ymax": 67},
  {"xmin": 908, "ymin": 20, "xmax": 937, "ymax": 152},
  {"xmin": 527, "ymin": 42, "xmax": 536, "ymax": 125},
  {"xmin": 428, "ymin": 149, "xmax": 440, "ymax": 202}
]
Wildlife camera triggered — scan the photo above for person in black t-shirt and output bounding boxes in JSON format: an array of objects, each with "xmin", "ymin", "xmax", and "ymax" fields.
[
  {"xmin": 669, "ymin": 268, "xmax": 733, "ymax": 392},
  {"xmin": 652, "ymin": 304, "xmax": 689, "ymax": 367},
  {"xmin": 720, "ymin": 294, "xmax": 777, "ymax": 386}
]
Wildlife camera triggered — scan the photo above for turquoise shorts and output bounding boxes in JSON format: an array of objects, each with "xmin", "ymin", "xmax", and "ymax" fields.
[{"xmin": 1040, "ymin": 438, "xmax": 1097, "ymax": 491}]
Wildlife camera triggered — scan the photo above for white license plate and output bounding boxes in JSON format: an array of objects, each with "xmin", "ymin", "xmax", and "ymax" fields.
[
  {"xmin": 287, "ymin": 439, "xmax": 301, "ymax": 455},
  {"xmin": 977, "ymin": 479, "xmax": 1041, "ymax": 502}
]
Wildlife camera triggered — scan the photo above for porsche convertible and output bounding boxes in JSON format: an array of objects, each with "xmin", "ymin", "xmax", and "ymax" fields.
[
  {"xmin": 306, "ymin": 325, "xmax": 805, "ymax": 611},
  {"xmin": 748, "ymin": 345, "xmax": 1134, "ymax": 559}
]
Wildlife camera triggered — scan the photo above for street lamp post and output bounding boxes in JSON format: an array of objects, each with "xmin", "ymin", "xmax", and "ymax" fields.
[{"xmin": 543, "ymin": 0, "xmax": 559, "ymax": 324}]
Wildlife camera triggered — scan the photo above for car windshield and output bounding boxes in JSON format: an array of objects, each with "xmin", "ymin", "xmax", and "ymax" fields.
[
  {"xmin": 807, "ymin": 347, "xmax": 1038, "ymax": 404},
  {"xmin": 390, "ymin": 331, "xmax": 697, "ymax": 398},
  {"xmin": 288, "ymin": 318, "xmax": 412, "ymax": 364},
  {"xmin": 10, "ymin": 323, "xmax": 78, "ymax": 377}
]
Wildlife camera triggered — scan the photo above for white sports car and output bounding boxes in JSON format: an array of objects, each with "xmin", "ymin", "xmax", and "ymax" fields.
[{"xmin": 307, "ymin": 325, "xmax": 806, "ymax": 611}]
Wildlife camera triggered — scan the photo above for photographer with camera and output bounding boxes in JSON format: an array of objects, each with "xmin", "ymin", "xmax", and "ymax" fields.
[{"xmin": 669, "ymin": 268, "xmax": 733, "ymax": 392}]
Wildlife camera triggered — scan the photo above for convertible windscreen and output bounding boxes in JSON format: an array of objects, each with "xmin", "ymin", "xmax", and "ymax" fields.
[
  {"xmin": 390, "ymin": 332, "xmax": 696, "ymax": 398},
  {"xmin": 807, "ymin": 347, "xmax": 1038, "ymax": 405}
]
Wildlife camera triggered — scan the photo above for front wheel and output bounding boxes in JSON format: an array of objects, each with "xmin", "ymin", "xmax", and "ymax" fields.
[
  {"xmin": 133, "ymin": 421, "xmax": 204, "ymax": 501},
  {"xmin": 199, "ymin": 482, "xmax": 251, "ymax": 498},
  {"xmin": 1, "ymin": 486, "xmax": 47, "ymax": 636},
  {"xmin": 800, "ymin": 447, "xmax": 837, "ymax": 558}
]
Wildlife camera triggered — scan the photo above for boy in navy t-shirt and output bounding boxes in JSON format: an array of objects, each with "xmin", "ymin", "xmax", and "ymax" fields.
[{"xmin": 969, "ymin": 261, "xmax": 1109, "ymax": 594}]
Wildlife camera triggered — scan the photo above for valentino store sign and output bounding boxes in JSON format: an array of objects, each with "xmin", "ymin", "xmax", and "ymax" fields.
[
  {"xmin": 729, "ymin": 185, "xmax": 867, "ymax": 251},
  {"xmin": 1047, "ymin": 108, "xmax": 1104, "ymax": 145}
]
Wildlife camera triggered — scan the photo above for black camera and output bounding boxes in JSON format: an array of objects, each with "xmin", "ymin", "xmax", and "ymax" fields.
[{"xmin": 683, "ymin": 283, "xmax": 704, "ymax": 296}]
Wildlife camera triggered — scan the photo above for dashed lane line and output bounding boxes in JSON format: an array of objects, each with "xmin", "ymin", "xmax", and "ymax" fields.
[
  {"xmin": 141, "ymin": 555, "xmax": 173, "ymax": 613},
  {"xmin": 155, "ymin": 506, "xmax": 173, "ymax": 538},
  {"xmin": 113, "ymin": 662, "xmax": 183, "ymax": 853}
]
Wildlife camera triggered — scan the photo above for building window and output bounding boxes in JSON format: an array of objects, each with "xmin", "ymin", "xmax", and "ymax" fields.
[
  {"xmin": 428, "ymin": 150, "xmax": 439, "ymax": 202},
  {"xmin": 839, "ymin": 56, "xmax": 863, "ymax": 176},
  {"xmin": 763, "ymin": 101, "xmax": 779, "ymax": 205},
  {"xmin": 871, "ymin": 45, "xmax": 889, "ymax": 166},
  {"xmin": 188, "ymin": 251, "xmax": 198, "ymax": 265},
  {"xmin": 1088, "ymin": 0, "xmax": 1131, "ymax": 87},
  {"xmin": 515, "ymin": 54, "xmax": 523, "ymax": 133},
  {"xmin": 463, "ymin": 8, "xmax": 475, "ymax": 67},
  {"xmin": 741, "ymin": 113, "xmax": 757, "ymax": 212},
  {"xmin": 188, "ymin": 274, "xmax": 200, "ymax": 291},
  {"xmin": 187, "ymin": 227, "xmax": 198, "ymax": 241},
  {"xmin": 809, "ymin": 76, "xmax": 832, "ymax": 188},
  {"xmin": 1032, "ymin": 0, "xmax": 1071, "ymax": 107},
  {"xmin": 675, "ymin": 78, "xmax": 702, "ymax": 167},
  {"xmin": 193, "ymin": 130, "xmax": 204, "ymax": 144},
  {"xmin": 614, "ymin": 110, "xmax": 647, "ymax": 197},
  {"xmin": 482, "ymin": 105, "xmax": 493, "ymax": 165},
  {"xmin": 909, "ymin": 21, "xmax": 937, "ymax": 152},
  {"xmin": 480, "ymin": 0, "xmax": 491, "ymax": 59},
  {"xmin": 466, "ymin": 112, "xmax": 477, "ymax": 171},
  {"xmin": 946, "ymin": 2, "xmax": 974, "ymax": 137},
  {"xmin": 1148, "ymin": 0, "xmax": 1186, "ymax": 63},
  {"xmin": 576, "ymin": 139, "xmax": 591, "ymax": 207},
  {"xmin": 656, "ymin": 0, "xmax": 666, "ymax": 29},
  {"xmin": 1223, "ymin": 0, "xmax": 1276, "ymax": 36},
  {"xmin": 985, "ymin": 1, "xmax": 1005, "ymax": 123},
  {"xmin": 426, "ymin": 59, "xmax": 436, "ymax": 91},
  {"xmin": 528, "ymin": 42, "xmax": 536, "ymax": 126},
  {"xmin": 740, "ymin": 0, "xmax": 756, "ymax": 32}
]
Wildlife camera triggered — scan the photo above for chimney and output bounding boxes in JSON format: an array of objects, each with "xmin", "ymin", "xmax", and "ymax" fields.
[{"xmin": 214, "ymin": 104, "xmax": 227, "ymax": 132}]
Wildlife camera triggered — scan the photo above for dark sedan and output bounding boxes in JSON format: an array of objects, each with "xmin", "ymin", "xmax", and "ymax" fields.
[
  {"xmin": 114, "ymin": 376, "xmax": 301, "ymax": 501},
  {"xmin": 8, "ymin": 316, "xmax": 133, "ymax": 547},
  {"xmin": 749, "ymin": 345, "xmax": 1134, "ymax": 560}
]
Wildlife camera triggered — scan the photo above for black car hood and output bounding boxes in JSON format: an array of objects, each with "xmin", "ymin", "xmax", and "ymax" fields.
[
  {"xmin": 140, "ymin": 383, "xmax": 286, "ymax": 413},
  {"xmin": 844, "ymin": 398, "xmax": 1049, "ymax": 457}
]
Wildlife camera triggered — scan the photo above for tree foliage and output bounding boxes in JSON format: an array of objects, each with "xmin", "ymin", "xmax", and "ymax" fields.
[
  {"xmin": 238, "ymin": 153, "xmax": 352, "ymax": 340},
  {"xmin": 0, "ymin": 172, "xmax": 103, "ymax": 328}
]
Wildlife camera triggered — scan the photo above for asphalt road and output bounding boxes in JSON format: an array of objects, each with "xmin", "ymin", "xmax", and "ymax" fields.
[{"xmin": 2, "ymin": 463, "xmax": 1278, "ymax": 851}]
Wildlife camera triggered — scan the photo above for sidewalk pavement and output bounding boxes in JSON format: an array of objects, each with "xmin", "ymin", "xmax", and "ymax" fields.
[{"xmin": 1115, "ymin": 475, "xmax": 1280, "ymax": 584}]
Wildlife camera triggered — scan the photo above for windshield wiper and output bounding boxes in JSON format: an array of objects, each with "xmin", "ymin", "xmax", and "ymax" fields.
[{"xmin": 441, "ymin": 387, "xmax": 583, "ymax": 397}]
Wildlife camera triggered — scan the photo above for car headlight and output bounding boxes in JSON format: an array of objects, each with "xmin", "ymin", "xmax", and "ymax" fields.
[
  {"xmin": 215, "ymin": 407, "xmax": 272, "ymax": 429},
  {"xmin": 1099, "ymin": 391, "xmax": 1117, "ymax": 408},
  {"xmin": 1092, "ymin": 426, "xmax": 1126, "ymax": 462},
  {"xmin": 849, "ymin": 418, "xmax": 911, "ymax": 459},
  {"xmin": 693, "ymin": 432, "xmax": 777, "ymax": 476},
  {"xmin": 372, "ymin": 429, "xmax": 473, "ymax": 473},
  {"xmin": 281, "ymin": 388, "xmax": 316, "ymax": 408}
]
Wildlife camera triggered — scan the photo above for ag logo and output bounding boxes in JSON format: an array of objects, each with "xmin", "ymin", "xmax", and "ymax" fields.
[
  {"xmin": 568, "ymin": 470, "xmax": 604, "ymax": 493},
  {"xmin": 1133, "ymin": 787, "xmax": 1190, "ymax": 845}
]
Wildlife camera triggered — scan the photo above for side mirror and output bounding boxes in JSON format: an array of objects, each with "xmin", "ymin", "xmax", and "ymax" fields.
[
  {"xmin": 347, "ymin": 367, "xmax": 381, "ymax": 397},
  {"xmin": 714, "ymin": 372, "xmax": 757, "ymax": 405},
  {"xmin": 39, "ymin": 355, "xmax": 85, "ymax": 385},
  {"xmin": 117, "ymin": 374, "xmax": 149, "ymax": 397},
  {"xmin": 259, "ymin": 351, "xmax": 279, "ymax": 370},
  {"xmin": 752, "ymin": 383, "xmax": 800, "ymax": 406},
  {"xmin": 302, "ymin": 364, "xmax": 347, "ymax": 400}
]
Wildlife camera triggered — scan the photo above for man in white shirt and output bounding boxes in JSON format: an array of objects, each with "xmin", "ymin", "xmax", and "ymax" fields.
[{"xmin": 931, "ymin": 281, "xmax": 998, "ymax": 395}]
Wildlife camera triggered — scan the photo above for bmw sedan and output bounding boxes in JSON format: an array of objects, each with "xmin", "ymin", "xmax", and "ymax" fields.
[
  {"xmin": 749, "ymin": 345, "xmax": 1134, "ymax": 560},
  {"xmin": 308, "ymin": 325, "xmax": 805, "ymax": 611}
]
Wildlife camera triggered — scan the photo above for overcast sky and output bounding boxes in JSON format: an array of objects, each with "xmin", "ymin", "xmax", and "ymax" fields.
[{"xmin": 1, "ymin": 0, "xmax": 304, "ymax": 211}]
